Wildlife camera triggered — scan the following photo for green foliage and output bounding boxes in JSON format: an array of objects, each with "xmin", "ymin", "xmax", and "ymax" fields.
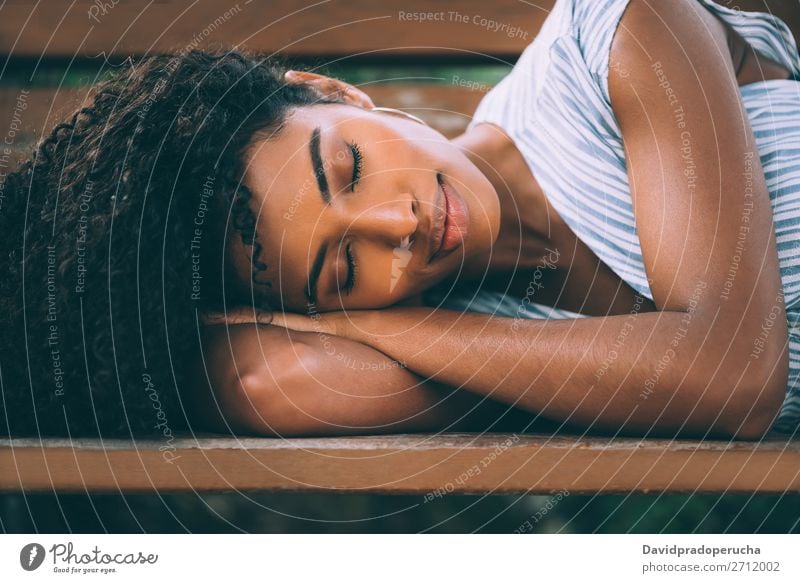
[{"xmin": 2, "ymin": 492, "xmax": 797, "ymax": 533}]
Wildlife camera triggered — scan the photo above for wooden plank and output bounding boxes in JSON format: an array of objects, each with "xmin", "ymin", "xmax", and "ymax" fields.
[
  {"xmin": 0, "ymin": 82, "xmax": 488, "ymax": 169},
  {"xmin": 0, "ymin": 0, "xmax": 554, "ymax": 59},
  {"xmin": 367, "ymin": 83, "xmax": 488, "ymax": 137},
  {"xmin": 0, "ymin": 0, "xmax": 800, "ymax": 58},
  {"xmin": 1, "ymin": 433, "xmax": 798, "ymax": 494},
  {"xmin": 0, "ymin": 85, "xmax": 488, "ymax": 137},
  {"xmin": 0, "ymin": 1, "xmax": 797, "ymax": 59}
]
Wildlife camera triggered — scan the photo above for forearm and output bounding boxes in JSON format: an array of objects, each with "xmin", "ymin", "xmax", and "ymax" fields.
[
  {"xmin": 343, "ymin": 303, "xmax": 784, "ymax": 437},
  {"xmin": 198, "ymin": 323, "xmax": 506, "ymax": 436}
]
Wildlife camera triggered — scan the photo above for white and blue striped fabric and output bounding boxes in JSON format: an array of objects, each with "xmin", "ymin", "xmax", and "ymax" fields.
[{"xmin": 439, "ymin": 0, "xmax": 800, "ymax": 434}]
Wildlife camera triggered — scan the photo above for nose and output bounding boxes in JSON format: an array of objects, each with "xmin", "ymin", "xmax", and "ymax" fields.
[{"xmin": 337, "ymin": 197, "xmax": 418, "ymax": 248}]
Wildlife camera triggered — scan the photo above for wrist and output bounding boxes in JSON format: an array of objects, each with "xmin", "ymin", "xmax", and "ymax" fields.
[
  {"xmin": 342, "ymin": 306, "xmax": 437, "ymax": 347},
  {"xmin": 337, "ymin": 309, "xmax": 381, "ymax": 344}
]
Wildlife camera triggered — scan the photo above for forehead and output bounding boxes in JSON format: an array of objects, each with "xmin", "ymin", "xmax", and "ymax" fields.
[
  {"xmin": 242, "ymin": 103, "xmax": 362, "ymax": 193},
  {"xmin": 251, "ymin": 103, "xmax": 361, "ymax": 153}
]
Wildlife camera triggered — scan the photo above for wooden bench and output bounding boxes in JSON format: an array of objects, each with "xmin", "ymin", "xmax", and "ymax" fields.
[
  {"xmin": 2, "ymin": 434, "xmax": 799, "ymax": 494},
  {"xmin": 1, "ymin": 0, "xmax": 799, "ymax": 495}
]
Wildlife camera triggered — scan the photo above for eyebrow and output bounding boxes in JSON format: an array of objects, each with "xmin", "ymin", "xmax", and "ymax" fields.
[
  {"xmin": 305, "ymin": 126, "xmax": 333, "ymax": 307},
  {"xmin": 310, "ymin": 126, "xmax": 331, "ymax": 204}
]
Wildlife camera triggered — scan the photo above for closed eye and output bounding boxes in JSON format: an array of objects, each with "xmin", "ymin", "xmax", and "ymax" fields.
[
  {"xmin": 348, "ymin": 142, "xmax": 363, "ymax": 192},
  {"xmin": 343, "ymin": 243, "xmax": 357, "ymax": 295}
]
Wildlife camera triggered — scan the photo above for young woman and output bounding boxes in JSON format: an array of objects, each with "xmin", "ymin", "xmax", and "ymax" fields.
[{"xmin": 3, "ymin": 0, "xmax": 798, "ymax": 439}]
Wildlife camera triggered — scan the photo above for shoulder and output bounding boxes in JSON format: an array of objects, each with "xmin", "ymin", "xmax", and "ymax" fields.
[
  {"xmin": 561, "ymin": 0, "xmax": 638, "ymax": 104},
  {"xmin": 467, "ymin": 0, "xmax": 616, "ymax": 131},
  {"xmin": 569, "ymin": 0, "xmax": 633, "ymax": 58},
  {"xmin": 608, "ymin": 0, "xmax": 730, "ymax": 96}
]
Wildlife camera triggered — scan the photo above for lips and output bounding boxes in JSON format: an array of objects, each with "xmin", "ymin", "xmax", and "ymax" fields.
[
  {"xmin": 426, "ymin": 177, "xmax": 446, "ymax": 263},
  {"xmin": 427, "ymin": 173, "xmax": 469, "ymax": 263}
]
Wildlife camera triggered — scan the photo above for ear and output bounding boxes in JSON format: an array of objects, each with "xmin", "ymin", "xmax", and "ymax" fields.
[{"xmin": 284, "ymin": 70, "xmax": 375, "ymax": 109}]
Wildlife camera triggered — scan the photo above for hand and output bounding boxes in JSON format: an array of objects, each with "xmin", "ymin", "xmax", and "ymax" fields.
[
  {"xmin": 201, "ymin": 306, "xmax": 273, "ymax": 327},
  {"xmin": 284, "ymin": 70, "xmax": 375, "ymax": 109},
  {"xmin": 268, "ymin": 310, "xmax": 328, "ymax": 334},
  {"xmin": 270, "ymin": 309, "xmax": 372, "ymax": 341}
]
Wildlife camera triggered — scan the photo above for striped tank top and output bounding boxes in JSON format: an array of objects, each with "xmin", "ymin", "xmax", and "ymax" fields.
[{"xmin": 437, "ymin": 0, "xmax": 800, "ymax": 434}]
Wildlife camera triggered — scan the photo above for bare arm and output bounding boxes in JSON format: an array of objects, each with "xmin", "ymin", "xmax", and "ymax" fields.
[
  {"xmin": 274, "ymin": 0, "xmax": 789, "ymax": 439},
  {"xmin": 193, "ymin": 323, "xmax": 518, "ymax": 436}
]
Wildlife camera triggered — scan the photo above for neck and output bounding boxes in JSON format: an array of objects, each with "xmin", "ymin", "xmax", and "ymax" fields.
[{"xmin": 450, "ymin": 123, "xmax": 558, "ymax": 278}]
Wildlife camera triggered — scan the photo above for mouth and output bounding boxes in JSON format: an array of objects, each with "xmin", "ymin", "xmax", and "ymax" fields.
[{"xmin": 426, "ymin": 172, "xmax": 469, "ymax": 264}]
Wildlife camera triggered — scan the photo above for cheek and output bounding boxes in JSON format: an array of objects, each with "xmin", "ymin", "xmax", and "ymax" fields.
[
  {"xmin": 451, "ymin": 161, "xmax": 500, "ymax": 246},
  {"xmin": 343, "ymin": 246, "xmax": 415, "ymax": 308},
  {"xmin": 360, "ymin": 248, "xmax": 396, "ymax": 297}
]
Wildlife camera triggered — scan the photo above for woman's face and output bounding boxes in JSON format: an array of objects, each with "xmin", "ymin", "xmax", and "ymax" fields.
[{"xmin": 232, "ymin": 103, "xmax": 500, "ymax": 313}]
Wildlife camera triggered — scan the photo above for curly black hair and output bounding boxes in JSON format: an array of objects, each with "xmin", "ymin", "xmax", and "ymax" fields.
[{"xmin": 0, "ymin": 48, "xmax": 337, "ymax": 437}]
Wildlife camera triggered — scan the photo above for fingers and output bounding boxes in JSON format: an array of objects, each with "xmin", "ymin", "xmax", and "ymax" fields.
[
  {"xmin": 339, "ymin": 84, "xmax": 375, "ymax": 109},
  {"xmin": 201, "ymin": 307, "xmax": 273, "ymax": 327},
  {"xmin": 284, "ymin": 70, "xmax": 375, "ymax": 109},
  {"xmin": 201, "ymin": 312, "xmax": 229, "ymax": 326},
  {"xmin": 270, "ymin": 311, "xmax": 330, "ymax": 334},
  {"xmin": 268, "ymin": 312, "xmax": 289, "ymax": 329},
  {"xmin": 269, "ymin": 312, "xmax": 312, "ymax": 332}
]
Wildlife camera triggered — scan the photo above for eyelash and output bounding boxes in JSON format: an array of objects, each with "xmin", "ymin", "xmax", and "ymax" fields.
[
  {"xmin": 341, "ymin": 142, "xmax": 362, "ymax": 294},
  {"xmin": 348, "ymin": 142, "xmax": 363, "ymax": 191},
  {"xmin": 344, "ymin": 243, "xmax": 358, "ymax": 295}
]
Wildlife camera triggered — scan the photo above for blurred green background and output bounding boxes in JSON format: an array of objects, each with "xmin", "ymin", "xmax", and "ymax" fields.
[{"xmin": 2, "ymin": 492, "xmax": 799, "ymax": 533}]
